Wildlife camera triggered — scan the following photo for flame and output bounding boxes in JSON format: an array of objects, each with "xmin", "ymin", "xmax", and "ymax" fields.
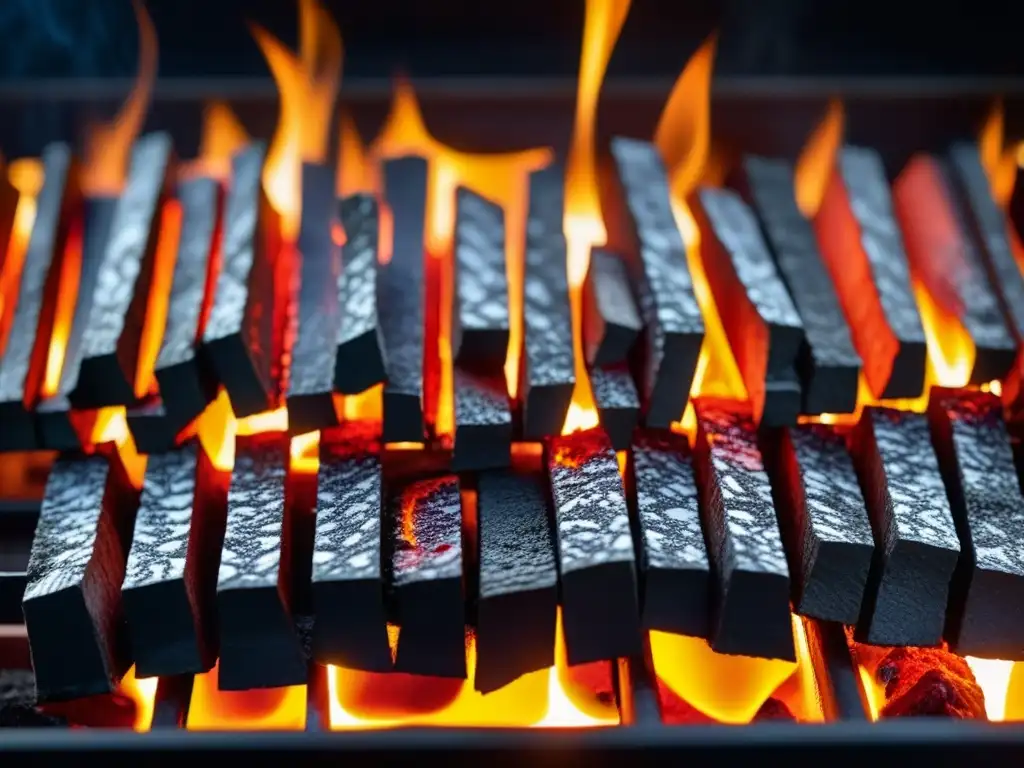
[
  {"xmin": 42, "ymin": 212, "xmax": 83, "ymax": 396},
  {"xmin": 654, "ymin": 35, "xmax": 717, "ymax": 200},
  {"xmin": 0, "ymin": 159, "xmax": 43, "ymax": 341},
  {"xmin": 794, "ymin": 99, "xmax": 845, "ymax": 218},
  {"xmin": 90, "ymin": 407, "xmax": 147, "ymax": 487},
  {"xmin": 251, "ymin": 0, "xmax": 343, "ymax": 241},
  {"xmin": 559, "ymin": 0, "xmax": 631, "ymax": 435},
  {"xmin": 118, "ymin": 665, "xmax": 158, "ymax": 732},
  {"xmin": 327, "ymin": 610, "xmax": 617, "ymax": 728},
  {"xmin": 966, "ymin": 657, "xmax": 1014, "ymax": 721},
  {"xmin": 337, "ymin": 111, "xmax": 372, "ymax": 196},
  {"xmin": 650, "ymin": 618, "xmax": 803, "ymax": 724},
  {"xmin": 134, "ymin": 199, "xmax": 183, "ymax": 398},
  {"xmin": 978, "ymin": 100, "xmax": 1018, "ymax": 207},
  {"xmin": 181, "ymin": 101, "xmax": 250, "ymax": 179},
  {"xmin": 81, "ymin": 0, "xmax": 157, "ymax": 195},
  {"xmin": 372, "ymin": 78, "xmax": 550, "ymax": 433},
  {"xmin": 187, "ymin": 661, "xmax": 307, "ymax": 730}
]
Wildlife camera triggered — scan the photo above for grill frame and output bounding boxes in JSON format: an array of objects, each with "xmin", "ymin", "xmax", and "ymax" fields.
[{"xmin": 0, "ymin": 76, "xmax": 1022, "ymax": 749}]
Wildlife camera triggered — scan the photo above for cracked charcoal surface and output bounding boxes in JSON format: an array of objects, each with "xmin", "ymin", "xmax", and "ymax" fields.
[
  {"xmin": 523, "ymin": 165, "xmax": 574, "ymax": 389},
  {"xmin": 123, "ymin": 445, "xmax": 198, "ymax": 590},
  {"xmin": 839, "ymin": 147, "xmax": 926, "ymax": 347},
  {"xmin": 155, "ymin": 176, "xmax": 219, "ymax": 373},
  {"xmin": 478, "ymin": 470, "xmax": 557, "ymax": 597},
  {"xmin": 80, "ymin": 133, "xmax": 170, "ymax": 361},
  {"xmin": 548, "ymin": 430, "xmax": 635, "ymax": 574},
  {"xmin": 313, "ymin": 448, "xmax": 382, "ymax": 583},
  {"xmin": 698, "ymin": 404, "xmax": 789, "ymax": 577},
  {"xmin": 455, "ymin": 369, "xmax": 510, "ymax": 427},
  {"xmin": 338, "ymin": 194, "xmax": 381, "ymax": 349},
  {"xmin": 0, "ymin": 143, "xmax": 72, "ymax": 406},
  {"xmin": 633, "ymin": 432, "xmax": 708, "ymax": 573},
  {"xmin": 455, "ymin": 187, "xmax": 509, "ymax": 334},
  {"xmin": 740, "ymin": 157, "xmax": 860, "ymax": 374},
  {"xmin": 217, "ymin": 439, "xmax": 287, "ymax": 591},
  {"xmin": 697, "ymin": 186, "xmax": 802, "ymax": 331},
  {"xmin": 391, "ymin": 477, "xmax": 462, "ymax": 586}
]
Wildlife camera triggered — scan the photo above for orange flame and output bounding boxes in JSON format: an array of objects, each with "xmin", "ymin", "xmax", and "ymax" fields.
[
  {"xmin": 251, "ymin": 0, "xmax": 343, "ymax": 241},
  {"xmin": 0, "ymin": 159, "xmax": 43, "ymax": 346},
  {"xmin": 337, "ymin": 111, "xmax": 373, "ymax": 196},
  {"xmin": 181, "ymin": 101, "xmax": 250, "ymax": 179},
  {"xmin": 82, "ymin": 0, "xmax": 157, "ymax": 195},
  {"xmin": 118, "ymin": 665, "xmax": 158, "ymax": 731},
  {"xmin": 187, "ymin": 661, "xmax": 307, "ymax": 730},
  {"xmin": 978, "ymin": 99, "xmax": 1018, "ymax": 207},
  {"xmin": 327, "ymin": 611, "xmax": 618, "ymax": 728},
  {"xmin": 560, "ymin": 0, "xmax": 632, "ymax": 435},
  {"xmin": 794, "ymin": 99, "xmax": 845, "ymax": 218}
]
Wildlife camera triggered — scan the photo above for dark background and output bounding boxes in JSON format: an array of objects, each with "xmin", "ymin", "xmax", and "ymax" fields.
[{"xmin": 0, "ymin": 0, "xmax": 1022, "ymax": 82}]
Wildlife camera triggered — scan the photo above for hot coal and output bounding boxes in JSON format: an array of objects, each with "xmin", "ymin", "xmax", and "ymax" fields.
[
  {"xmin": 452, "ymin": 367, "xmax": 512, "ymax": 472},
  {"xmin": 583, "ymin": 248, "xmax": 642, "ymax": 367},
  {"xmin": 590, "ymin": 364, "xmax": 640, "ymax": 451}
]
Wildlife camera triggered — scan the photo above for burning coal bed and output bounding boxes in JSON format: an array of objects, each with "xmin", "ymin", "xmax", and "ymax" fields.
[{"xmin": 3, "ymin": 0, "xmax": 1024, "ymax": 732}]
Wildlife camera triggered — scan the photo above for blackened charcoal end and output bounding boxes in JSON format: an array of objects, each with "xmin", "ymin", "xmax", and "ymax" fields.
[
  {"xmin": 0, "ymin": 403, "xmax": 37, "ymax": 452},
  {"xmin": 69, "ymin": 354, "xmax": 137, "ymax": 408},
  {"xmin": 202, "ymin": 336, "xmax": 275, "ymax": 418},
  {"xmin": 155, "ymin": 360, "xmax": 217, "ymax": 437},
  {"xmin": 453, "ymin": 369, "xmax": 512, "ymax": 472},
  {"xmin": 713, "ymin": 570, "xmax": 795, "ymax": 662},
  {"xmin": 880, "ymin": 340, "xmax": 928, "ymax": 401},
  {"xmin": 800, "ymin": 358, "xmax": 860, "ymax": 416},
  {"xmin": 311, "ymin": 580, "xmax": 391, "ymax": 672},
  {"xmin": 583, "ymin": 248, "xmax": 642, "ymax": 367},
  {"xmin": 644, "ymin": 332, "xmax": 703, "ymax": 430},
  {"xmin": 520, "ymin": 379, "xmax": 574, "ymax": 441},
  {"xmin": 561, "ymin": 562, "xmax": 643, "ymax": 666},
  {"xmin": 762, "ymin": 368, "xmax": 802, "ymax": 427},
  {"xmin": 334, "ymin": 328, "xmax": 387, "ymax": 395},
  {"xmin": 34, "ymin": 397, "xmax": 82, "ymax": 451},
  {"xmin": 286, "ymin": 392, "xmax": 340, "ymax": 436},
  {"xmin": 475, "ymin": 589, "xmax": 556, "ymax": 693},
  {"xmin": 382, "ymin": 391, "xmax": 424, "ymax": 444},
  {"xmin": 122, "ymin": 580, "xmax": 207, "ymax": 678},
  {"xmin": 216, "ymin": 587, "xmax": 308, "ymax": 690},
  {"xmin": 590, "ymin": 365, "xmax": 639, "ymax": 450},
  {"xmin": 126, "ymin": 398, "xmax": 183, "ymax": 455}
]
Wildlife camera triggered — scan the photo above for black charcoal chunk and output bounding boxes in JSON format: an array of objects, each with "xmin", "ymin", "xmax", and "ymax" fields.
[
  {"xmin": 583, "ymin": 248, "xmax": 641, "ymax": 367},
  {"xmin": 452, "ymin": 367, "xmax": 512, "ymax": 472},
  {"xmin": 590, "ymin": 364, "xmax": 639, "ymax": 451}
]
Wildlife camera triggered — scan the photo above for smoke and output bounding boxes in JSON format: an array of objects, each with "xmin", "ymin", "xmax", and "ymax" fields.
[{"xmin": 0, "ymin": 0, "xmax": 138, "ymax": 78}]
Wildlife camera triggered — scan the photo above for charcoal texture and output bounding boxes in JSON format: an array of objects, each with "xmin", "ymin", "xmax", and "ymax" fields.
[
  {"xmin": 287, "ymin": 163, "xmax": 342, "ymax": 435},
  {"xmin": 765, "ymin": 424, "xmax": 874, "ymax": 623},
  {"xmin": 312, "ymin": 437, "xmax": 389, "ymax": 671},
  {"xmin": 153, "ymin": 175, "xmax": 220, "ymax": 434},
  {"xmin": 930, "ymin": 389, "xmax": 1024, "ymax": 658},
  {"xmin": 520, "ymin": 164, "xmax": 574, "ymax": 439},
  {"xmin": 694, "ymin": 401, "xmax": 794, "ymax": 661},
  {"xmin": 590, "ymin": 364, "xmax": 640, "ymax": 451},
  {"xmin": 23, "ymin": 456, "xmax": 136, "ymax": 702},
  {"xmin": 852, "ymin": 407, "xmax": 961, "ymax": 646},
  {"xmin": 475, "ymin": 469, "xmax": 558, "ymax": 693},
  {"xmin": 391, "ymin": 475, "xmax": 465, "ymax": 678},
  {"xmin": 0, "ymin": 143, "xmax": 77, "ymax": 451},
  {"xmin": 548, "ymin": 429, "xmax": 642, "ymax": 664},
  {"xmin": 735, "ymin": 156, "xmax": 861, "ymax": 415},
  {"xmin": 452, "ymin": 367, "xmax": 512, "ymax": 471},
  {"xmin": 380, "ymin": 158, "xmax": 427, "ymax": 443},
  {"xmin": 632, "ymin": 431, "xmax": 710, "ymax": 637},
  {"xmin": 453, "ymin": 186, "xmax": 509, "ymax": 375},
  {"xmin": 583, "ymin": 248, "xmax": 642, "ymax": 367},
  {"xmin": 606, "ymin": 138, "xmax": 705, "ymax": 428},
  {"xmin": 202, "ymin": 142, "xmax": 278, "ymax": 418},
  {"xmin": 335, "ymin": 194, "xmax": 386, "ymax": 395},
  {"xmin": 73, "ymin": 132, "xmax": 172, "ymax": 407},
  {"xmin": 216, "ymin": 438, "xmax": 305, "ymax": 690}
]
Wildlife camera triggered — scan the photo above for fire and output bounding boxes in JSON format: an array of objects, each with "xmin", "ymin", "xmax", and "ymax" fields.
[
  {"xmin": 337, "ymin": 111, "xmax": 372, "ymax": 196},
  {"xmin": 181, "ymin": 101, "xmax": 250, "ymax": 180},
  {"xmin": 327, "ymin": 611, "xmax": 618, "ymax": 729},
  {"xmin": 794, "ymin": 99, "xmax": 844, "ymax": 218},
  {"xmin": 81, "ymin": 0, "xmax": 157, "ymax": 196},
  {"xmin": 649, "ymin": 615, "xmax": 818, "ymax": 724},
  {"xmin": 118, "ymin": 665, "xmax": 159, "ymax": 732},
  {"xmin": 251, "ymin": 0, "xmax": 342, "ymax": 241},
  {"xmin": 187, "ymin": 661, "xmax": 307, "ymax": 730},
  {"xmin": 0, "ymin": 158, "xmax": 43, "ymax": 342},
  {"xmin": 978, "ymin": 99, "xmax": 1018, "ymax": 207},
  {"xmin": 560, "ymin": 0, "xmax": 631, "ymax": 435},
  {"xmin": 90, "ymin": 407, "xmax": 147, "ymax": 488}
]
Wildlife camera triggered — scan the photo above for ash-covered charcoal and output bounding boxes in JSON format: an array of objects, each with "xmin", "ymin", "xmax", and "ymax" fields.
[
  {"xmin": 852, "ymin": 407, "xmax": 961, "ymax": 646},
  {"xmin": 151, "ymin": 175, "xmax": 221, "ymax": 439},
  {"xmin": 335, "ymin": 194, "xmax": 386, "ymax": 395},
  {"xmin": 286, "ymin": 163, "xmax": 342, "ymax": 435},
  {"xmin": 0, "ymin": 143, "xmax": 78, "ymax": 452},
  {"xmin": 475, "ymin": 469, "xmax": 558, "ymax": 693},
  {"xmin": 583, "ymin": 248, "xmax": 642, "ymax": 367},
  {"xmin": 202, "ymin": 142, "xmax": 280, "ymax": 418},
  {"xmin": 452, "ymin": 186, "xmax": 510, "ymax": 375},
  {"xmin": 122, "ymin": 441, "xmax": 226, "ymax": 677},
  {"xmin": 0, "ymin": 670, "xmax": 66, "ymax": 728},
  {"xmin": 216, "ymin": 435, "xmax": 306, "ymax": 690},
  {"xmin": 390, "ymin": 475, "xmax": 465, "ymax": 678},
  {"xmin": 694, "ymin": 399, "xmax": 794, "ymax": 661},
  {"xmin": 929, "ymin": 388, "xmax": 1024, "ymax": 659},
  {"xmin": 23, "ymin": 455, "xmax": 140, "ymax": 702},
  {"xmin": 632, "ymin": 430, "xmax": 710, "ymax": 637},
  {"xmin": 894, "ymin": 155, "xmax": 1016, "ymax": 384},
  {"xmin": 604, "ymin": 138, "xmax": 705, "ymax": 428},
  {"xmin": 452, "ymin": 367, "xmax": 512, "ymax": 472},
  {"xmin": 693, "ymin": 187, "xmax": 805, "ymax": 427},
  {"xmin": 764, "ymin": 424, "xmax": 874, "ymax": 624},
  {"xmin": 815, "ymin": 146, "xmax": 927, "ymax": 400},
  {"xmin": 731, "ymin": 156, "xmax": 861, "ymax": 415},
  {"xmin": 520, "ymin": 164, "xmax": 574, "ymax": 439},
  {"xmin": 35, "ymin": 196, "xmax": 117, "ymax": 450},
  {"xmin": 380, "ymin": 157, "xmax": 428, "ymax": 443},
  {"xmin": 589, "ymin": 364, "xmax": 639, "ymax": 451},
  {"xmin": 547, "ymin": 428, "xmax": 642, "ymax": 664},
  {"xmin": 311, "ymin": 429, "xmax": 389, "ymax": 671},
  {"xmin": 72, "ymin": 132, "xmax": 174, "ymax": 408}
]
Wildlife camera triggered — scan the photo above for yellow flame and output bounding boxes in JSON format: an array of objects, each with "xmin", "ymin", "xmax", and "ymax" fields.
[
  {"xmin": 119, "ymin": 665, "xmax": 158, "ymax": 732},
  {"xmin": 978, "ymin": 99, "xmax": 1019, "ymax": 207},
  {"xmin": 794, "ymin": 99, "xmax": 845, "ymax": 218},
  {"xmin": 181, "ymin": 101, "xmax": 250, "ymax": 179}
]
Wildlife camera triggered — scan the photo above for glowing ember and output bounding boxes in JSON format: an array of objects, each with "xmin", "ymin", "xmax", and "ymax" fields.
[
  {"xmin": 187, "ymin": 662, "xmax": 307, "ymax": 730},
  {"xmin": 118, "ymin": 665, "xmax": 159, "ymax": 732}
]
